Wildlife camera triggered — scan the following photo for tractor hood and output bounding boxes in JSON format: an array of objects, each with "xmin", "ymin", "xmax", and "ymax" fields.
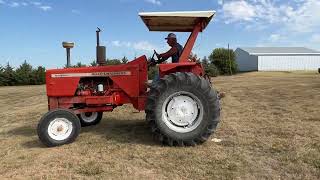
[{"xmin": 139, "ymin": 10, "xmax": 215, "ymax": 32}]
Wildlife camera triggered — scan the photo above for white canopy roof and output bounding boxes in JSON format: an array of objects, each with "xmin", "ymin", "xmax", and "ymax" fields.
[{"xmin": 139, "ymin": 11, "xmax": 215, "ymax": 32}]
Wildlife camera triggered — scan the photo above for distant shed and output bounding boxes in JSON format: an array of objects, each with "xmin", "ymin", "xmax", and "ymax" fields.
[{"xmin": 235, "ymin": 47, "xmax": 320, "ymax": 71}]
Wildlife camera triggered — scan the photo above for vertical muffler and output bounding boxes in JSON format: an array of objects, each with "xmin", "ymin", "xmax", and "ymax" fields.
[{"xmin": 96, "ymin": 28, "xmax": 106, "ymax": 66}]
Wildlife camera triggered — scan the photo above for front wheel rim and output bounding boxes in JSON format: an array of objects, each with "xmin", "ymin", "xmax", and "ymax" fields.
[
  {"xmin": 80, "ymin": 112, "xmax": 98, "ymax": 123},
  {"xmin": 48, "ymin": 118, "xmax": 73, "ymax": 141},
  {"xmin": 162, "ymin": 91, "xmax": 203, "ymax": 133}
]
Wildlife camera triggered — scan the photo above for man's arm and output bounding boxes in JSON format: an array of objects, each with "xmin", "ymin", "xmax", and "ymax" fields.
[{"xmin": 157, "ymin": 47, "xmax": 178, "ymax": 63}]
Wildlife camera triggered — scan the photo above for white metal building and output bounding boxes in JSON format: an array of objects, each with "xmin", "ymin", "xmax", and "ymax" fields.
[{"xmin": 235, "ymin": 47, "xmax": 320, "ymax": 71}]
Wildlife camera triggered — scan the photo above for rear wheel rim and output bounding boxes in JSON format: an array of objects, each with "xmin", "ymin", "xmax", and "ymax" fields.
[
  {"xmin": 162, "ymin": 91, "xmax": 203, "ymax": 133},
  {"xmin": 80, "ymin": 112, "xmax": 98, "ymax": 123},
  {"xmin": 48, "ymin": 118, "xmax": 73, "ymax": 141}
]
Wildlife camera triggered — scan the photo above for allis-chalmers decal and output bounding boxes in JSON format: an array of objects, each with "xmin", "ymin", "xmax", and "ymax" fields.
[{"xmin": 51, "ymin": 71, "xmax": 131, "ymax": 78}]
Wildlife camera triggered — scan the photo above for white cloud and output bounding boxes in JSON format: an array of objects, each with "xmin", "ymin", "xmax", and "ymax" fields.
[
  {"xmin": 111, "ymin": 41, "xmax": 121, "ymax": 47},
  {"xmin": 145, "ymin": 0, "xmax": 161, "ymax": 6},
  {"xmin": 31, "ymin": 1, "xmax": 53, "ymax": 11},
  {"xmin": 71, "ymin": 9, "xmax": 80, "ymax": 14},
  {"xmin": 222, "ymin": 1, "xmax": 256, "ymax": 23},
  {"xmin": 1, "ymin": 0, "xmax": 52, "ymax": 11},
  {"xmin": 31, "ymin": 2, "xmax": 41, "ymax": 6},
  {"xmin": 133, "ymin": 41, "xmax": 157, "ymax": 51},
  {"xmin": 221, "ymin": 0, "xmax": 320, "ymax": 33},
  {"xmin": 310, "ymin": 34, "xmax": 320, "ymax": 43},
  {"xmin": 285, "ymin": 0, "xmax": 320, "ymax": 33},
  {"xmin": 111, "ymin": 40, "xmax": 159, "ymax": 52},
  {"xmin": 111, "ymin": 41, "xmax": 131, "ymax": 48},
  {"xmin": 39, "ymin": 6, "xmax": 52, "ymax": 11},
  {"xmin": 9, "ymin": 2, "xmax": 20, "ymax": 7},
  {"xmin": 269, "ymin": 34, "xmax": 281, "ymax": 42}
]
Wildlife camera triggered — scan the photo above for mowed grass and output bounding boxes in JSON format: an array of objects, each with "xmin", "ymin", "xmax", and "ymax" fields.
[{"xmin": 0, "ymin": 72, "xmax": 319, "ymax": 179}]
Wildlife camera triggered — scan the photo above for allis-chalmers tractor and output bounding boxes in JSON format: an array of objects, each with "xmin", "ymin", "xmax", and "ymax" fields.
[{"xmin": 37, "ymin": 11, "xmax": 221, "ymax": 147}]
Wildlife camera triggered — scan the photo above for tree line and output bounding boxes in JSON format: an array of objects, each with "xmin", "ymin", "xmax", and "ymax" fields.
[
  {"xmin": 0, "ymin": 61, "xmax": 46, "ymax": 86},
  {"xmin": 0, "ymin": 48, "xmax": 238, "ymax": 86}
]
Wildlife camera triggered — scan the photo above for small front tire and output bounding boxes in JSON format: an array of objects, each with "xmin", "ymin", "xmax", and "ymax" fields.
[{"xmin": 37, "ymin": 109, "xmax": 81, "ymax": 147}]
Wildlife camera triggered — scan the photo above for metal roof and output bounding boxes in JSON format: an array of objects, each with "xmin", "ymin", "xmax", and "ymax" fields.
[
  {"xmin": 139, "ymin": 11, "xmax": 215, "ymax": 32},
  {"xmin": 239, "ymin": 47, "xmax": 320, "ymax": 55}
]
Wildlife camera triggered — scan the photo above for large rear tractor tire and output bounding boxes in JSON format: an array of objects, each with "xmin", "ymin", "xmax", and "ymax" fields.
[
  {"xmin": 37, "ymin": 109, "xmax": 81, "ymax": 147},
  {"xmin": 77, "ymin": 112, "xmax": 103, "ymax": 127},
  {"xmin": 146, "ymin": 72, "xmax": 220, "ymax": 146}
]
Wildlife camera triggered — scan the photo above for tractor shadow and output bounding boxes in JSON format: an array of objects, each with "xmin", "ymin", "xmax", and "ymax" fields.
[
  {"xmin": 4, "ymin": 117, "xmax": 158, "ymax": 148},
  {"xmin": 3, "ymin": 125, "xmax": 46, "ymax": 148},
  {"xmin": 82, "ymin": 118, "xmax": 159, "ymax": 146},
  {"xmin": 6, "ymin": 125, "xmax": 36, "ymax": 137}
]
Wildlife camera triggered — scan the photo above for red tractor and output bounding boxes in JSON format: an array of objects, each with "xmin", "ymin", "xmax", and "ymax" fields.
[{"xmin": 37, "ymin": 11, "xmax": 221, "ymax": 147}]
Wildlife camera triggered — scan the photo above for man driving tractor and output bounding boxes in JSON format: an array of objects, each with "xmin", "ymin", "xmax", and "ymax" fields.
[
  {"xmin": 149, "ymin": 33, "xmax": 183, "ymax": 81},
  {"xmin": 149, "ymin": 33, "xmax": 183, "ymax": 67},
  {"xmin": 156, "ymin": 33, "xmax": 183, "ymax": 63},
  {"xmin": 151, "ymin": 32, "xmax": 226, "ymax": 98}
]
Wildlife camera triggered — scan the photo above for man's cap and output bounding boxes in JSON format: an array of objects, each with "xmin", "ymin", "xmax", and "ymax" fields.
[{"xmin": 165, "ymin": 33, "xmax": 177, "ymax": 39}]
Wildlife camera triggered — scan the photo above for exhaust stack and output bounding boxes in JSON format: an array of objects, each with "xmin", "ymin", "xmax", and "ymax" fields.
[
  {"xmin": 62, "ymin": 42, "xmax": 74, "ymax": 68},
  {"xmin": 96, "ymin": 28, "xmax": 106, "ymax": 66}
]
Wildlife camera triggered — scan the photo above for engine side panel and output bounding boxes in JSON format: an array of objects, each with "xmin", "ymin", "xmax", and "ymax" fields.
[{"xmin": 46, "ymin": 56, "xmax": 148, "ymax": 97}]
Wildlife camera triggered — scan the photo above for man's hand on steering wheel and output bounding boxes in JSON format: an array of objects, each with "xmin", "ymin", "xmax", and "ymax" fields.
[
  {"xmin": 148, "ymin": 50, "xmax": 161, "ymax": 67},
  {"xmin": 155, "ymin": 51, "xmax": 160, "ymax": 59},
  {"xmin": 153, "ymin": 50, "xmax": 161, "ymax": 61}
]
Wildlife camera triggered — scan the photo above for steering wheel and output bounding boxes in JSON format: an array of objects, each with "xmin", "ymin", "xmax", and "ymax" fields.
[{"xmin": 148, "ymin": 50, "xmax": 161, "ymax": 67}]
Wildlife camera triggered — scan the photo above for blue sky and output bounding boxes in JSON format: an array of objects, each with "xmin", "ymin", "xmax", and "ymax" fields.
[{"xmin": 0, "ymin": 0, "xmax": 319, "ymax": 68}]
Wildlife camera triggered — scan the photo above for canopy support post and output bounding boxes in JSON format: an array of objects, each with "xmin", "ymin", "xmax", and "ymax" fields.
[{"xmin": 179, "ymin": 22, "xmax": 204, "ymax": 63}]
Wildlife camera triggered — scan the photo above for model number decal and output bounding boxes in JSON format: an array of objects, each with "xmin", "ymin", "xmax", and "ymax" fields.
[{"xmin": 51, "ymin": 71, "xmax": 132, "ymax": 78}]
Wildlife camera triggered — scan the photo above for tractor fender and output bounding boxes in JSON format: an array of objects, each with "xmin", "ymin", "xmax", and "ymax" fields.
[{"xmin": 158, "ymin": 62, "xmax": 204, "ymax": 78}]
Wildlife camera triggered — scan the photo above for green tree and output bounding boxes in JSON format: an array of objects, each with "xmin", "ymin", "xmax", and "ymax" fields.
[
  {"xmin": 205, "ymin": 64, "xmax": 219, "ymax": 77},
  {"xmin": 189, "ymin": 52, "xmax": 201, "ymax": 62},
  {"xmin": 202, "ymin": 56, "xmax": 209, "ymax": 67},
  {"xmin": 15, "ymin": 60, "xmax": 33, "ymax": 85},
  {"xmin": 0, "ymin": 65, "xmax": 4, "ymax": 86},
  {"xmin": 90, "ymin": 60, "xmax": 97, "ymax": 66},
  {"xmin": 209, "ymin": 48, "xmax": 238, "ymax": 75},
  {"xmin": 105, "ymin": 59, "xmax": 122, "ymax": 65},
  {"xmin": 2, "ymin": 63, "xmax": 16, "ymax": 86},
  {"xmin": 121, "ymin": 56, "xmax": 129, "ymax": 64},
  {"xmin": 63, "ymin": 62, "xmax": 86, "ymax": 68},
  {"xmin": 201, "ymin": 56, "xmax": 219, "ymax": 77},
  {"xmin": 31, "ymin": 66, "xmax": 46, "ymax": 85},
  {"xmin": 74, "ymin": 62, "xmax": 86, "ymax": 68}
]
